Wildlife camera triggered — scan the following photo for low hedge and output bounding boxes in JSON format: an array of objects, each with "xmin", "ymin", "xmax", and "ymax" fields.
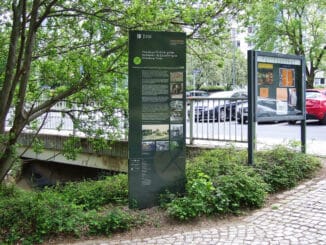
[
  {"xmin": 254, "ymin": 145, "xmax": 322, "ymax": 192},
  {"xmin": 0, "ymin": 174, "xmax": 134, "ymax": 244},
  {"xmin": 56, "ymin": 174, "xmax": 128, "ymax": 210},
  {"xmin": 165, "ymin": 147, "xmax": 268, "ymax": 220},
  {"xmin": 0, "ymin": 189, "xmax": 85, "ymax": 244},
  {"xmin": 0, "ymin": 146, "xmax": 322, "ymax": 242},
  {"xmin": 164, "ymin": 146, "xmax": 322, "ymax": 220}
]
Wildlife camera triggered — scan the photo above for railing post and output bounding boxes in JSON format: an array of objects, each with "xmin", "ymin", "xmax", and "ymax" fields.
[{"xmin": 189, "ymin": 99, "xmax": 194, "ymax": 145}]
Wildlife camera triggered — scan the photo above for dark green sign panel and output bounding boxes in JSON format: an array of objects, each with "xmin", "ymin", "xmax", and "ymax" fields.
[
  {"xmin": 128, "ymin": 31, "xmax": 186, "ymax": 208},
  {"xmin": 247, "ymin": 51, "xmax": 306, "ymax": 165}
]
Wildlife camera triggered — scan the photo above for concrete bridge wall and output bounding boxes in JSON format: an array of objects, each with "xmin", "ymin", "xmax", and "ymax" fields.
[{"xmin": 17, "ymin": 133, "xmax": 128, "ymax": 172}]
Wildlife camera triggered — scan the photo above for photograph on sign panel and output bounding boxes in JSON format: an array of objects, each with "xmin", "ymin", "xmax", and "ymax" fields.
[
  {"xmin": 170, "ymin": 71, "xmax": 183, "ymax": 82},
  {"xmin": 276, "ymin": 100, "xmax": 288, "ymax": 115},
  {"xmin": 279, "ymin": 68, "xmax": 295, "ymax": 87},
  {"xmin": 170, "ymin": 82, "xmax": 183, "ymax": 99},
  {"xmin": 288, "ymin": 88, "xmax": 297, "ymax": 107},
  {"xmin": 258, "ymin": 63, "xmax": 274, "ymax": 85},
  {"xmin": 156, "ymin": 141, "xmax": 169, "ymax": 151},
  {"xmin": 170, "ymin": 99, "xmax": 183, "ymax": 111},
  {"xmin": 142, "ymin": 141, "xmax": 156, "ymax": 151},
  {"xmin": 276, "ymin": 88, "xmax": 288, "ymax": 101},
  {"xmin": 142, "ymin": 124, "xmax": 169, "ymax": 141},
  {"xmin": 259, "ymin": 87, "xmax": 269, "ymax": 98},
  {"xmin": 170, "ymin": 100, "xmax": 183, "ymax": 123},
  {"xmin": 170, "ymin": 124, "xmax": 183, "ymax": 139},
  {"xmin": 170, "ymin": 111, "xmax": 183, "ymax": 123}
]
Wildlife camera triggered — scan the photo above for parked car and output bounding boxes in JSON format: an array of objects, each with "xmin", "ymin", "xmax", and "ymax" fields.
[
  {"xmin": 194, "ymin": 90, "xmax": 247, "ymax": 122},
  {"xmin": 186, "ymin": 90, "xmax": 209, "ymax": 98},
  {"xmin": 237, "ymin": 97, "xmax": 301, "ymax": 124},
  {"xmin": 306, "ymin": 89, "xmax": 326, "ymax": 125}
]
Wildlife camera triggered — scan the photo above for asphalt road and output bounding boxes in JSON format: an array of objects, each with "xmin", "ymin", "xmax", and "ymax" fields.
[
  {"xmin": 256, "ymin": 120, "xmax": 326, "ymax": 142},
  {"xmin": 187, "ymin": 120, "xmax": 326, "ymax": 141},
  {"xmin": 186, "ymin": 119, "xmax": 326, "ymax": 156}
]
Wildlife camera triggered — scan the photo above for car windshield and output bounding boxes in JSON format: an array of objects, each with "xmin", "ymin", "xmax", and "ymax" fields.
[{"xmin": 306, "ymin": 91, "xmax": 322, "ymax": 99}]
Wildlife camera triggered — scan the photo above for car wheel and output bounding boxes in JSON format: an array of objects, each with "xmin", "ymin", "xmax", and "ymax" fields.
[{"xmin": 288, "ymin": 120, "xmax": 296, "ymax": 125}]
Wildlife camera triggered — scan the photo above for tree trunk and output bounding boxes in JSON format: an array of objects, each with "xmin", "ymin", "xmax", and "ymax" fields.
[
  {"xmin": 306, "ymin": 73, "xmax": 315, "ymax": 89},
  {"xmin": 0, "ymin": 152, "xmax": 16, "ymax": 183},
  {"xmin": 0, "ymin": 128, "xmax": 21, "ymax": 183}
]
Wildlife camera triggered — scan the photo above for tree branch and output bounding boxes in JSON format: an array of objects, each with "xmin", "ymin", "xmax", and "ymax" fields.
[
  {"xmin": 314, "ymin": 45, "xmax": 326, "ymax": 70},
  {"xmin": 19, "ymin": 111, "xmax": 49, "ymax": 158},
  {"xmin": 4, "ymin": 0, "xmax": 27, "ymax": 129},
  {"xmin": 14, "ymin": 0, "xmax": 40, "ymax": 126},
  {"xmin": 35, "ymin": 0, "xmax": 58, "ymax": 29},
  {"xmin": 28, "ymin": 73, "xmax": 91, "ymax": 122},
  {"xmin": 0, "ymin": 0, "xmax": 23, "ymax": 133}
]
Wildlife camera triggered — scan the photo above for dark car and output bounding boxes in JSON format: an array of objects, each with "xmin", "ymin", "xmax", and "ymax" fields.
[
  {"xmin": 194, "ymin": 91, "xmax": 247, "ymax": 122},
  {"xmin": 237, "ymin": 97, "xmax": 301, "ymax": 124},
  {"xmin": 306, "ymin": 89, "xmax": 326, "ymax": 125},
  {"xmin": 186, "ymin": 90, "xmax": 209, "ymax": 98}
]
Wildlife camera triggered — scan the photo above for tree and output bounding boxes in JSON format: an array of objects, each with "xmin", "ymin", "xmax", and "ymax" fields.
[
  {"xmin": 218, "ymin": 50, "xmax": 247, "ymax": 89},
  {"xmin": 0, "ymin": 0, "xmax": 246, "ymax": 182},
  {"xmin": 186, "ymin": 39, "xmax": 247, "ymax": 90},
  {"xmin": 244, "ymin": 0, "xmax": 326, "ymax": 88},
  {"xmin": 186, "ymin": 41, "xmax": 227, "ymax": 89}
]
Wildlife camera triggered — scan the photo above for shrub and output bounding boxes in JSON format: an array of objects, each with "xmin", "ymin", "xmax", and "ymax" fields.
[
  {"xmin": 216, "ymin": 168, "xmax": 267, "ymax": 211},
  {"xmin": 0, "ymin": 184, "xmax": 19, "ymax": 198},
  {"xmin": 186, "ymin": 147, "xmax": 248, "ymax": 180},
  {"xmin": 166, "ymin": 148, "xmax": 268, "ymax": 220},
  {"xmin": 166, "ymin": 145, "xmax": 321, "ymax": 221},
  {"xmin": 0, "ymin": 176, "xmax": 133, "ymax": 244},
  {"xmin": 166, "ymin": 173, "xmax": 229, "ymax": 220},
  {"xmin": 0, "ymin": 146, "xmax": 322, "ymax": 241},
  {"xmin": 86, "ymin": 209, "xmax": 138, "ymax": 235},
  {"xmin": 0, "ymin": 189, "xmax": 85, "ymax": 244},
  {"xmin": 57, "ymin": 173, "xmax": 128, "ymax": 210},
  {"xmin": 254, "ymin": 145, "xmax": 322, "ymax": 192},
  {"xmin": 198, "ymin": 85, "xmax": 226, "ymax": 92},
  {"xmin": 0, "ymin": 174, "xmax": 129, "ymax": 244}
]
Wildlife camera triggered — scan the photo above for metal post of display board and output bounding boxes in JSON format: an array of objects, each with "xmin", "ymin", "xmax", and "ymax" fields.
[
  {"xmin": 301, "ymin": 119, "xmax": 306, "ymax": 153},
  {"xmin": 300, "ymin": 56, "xmax": 307, "ymax": 154},
  {"xmin": 247, "ymin": 50, "xmax": 256, "ymax": 165},
  {"xmin": 189, "ymin": 100, "xmax": 194, "ymax": 145}
]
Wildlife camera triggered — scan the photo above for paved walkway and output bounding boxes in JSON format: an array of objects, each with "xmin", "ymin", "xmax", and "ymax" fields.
[{"xmin": 70, "ymin": 172, "xmax": 326, "ymax": 245}]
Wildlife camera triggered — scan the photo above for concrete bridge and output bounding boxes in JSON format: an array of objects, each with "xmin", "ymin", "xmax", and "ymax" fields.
[
  {"xmin": 14, "ymin": 124, "xmax": 326, "ymax": 188},
  {"xmin": 17, "ymin": 132, "xmax": 128, "ymax": 173}
]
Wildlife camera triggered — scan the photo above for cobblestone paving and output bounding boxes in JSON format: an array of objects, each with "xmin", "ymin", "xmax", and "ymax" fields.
[{"xmin": 74, "ymin": 178, "xmax": 326, "ymax": 245}]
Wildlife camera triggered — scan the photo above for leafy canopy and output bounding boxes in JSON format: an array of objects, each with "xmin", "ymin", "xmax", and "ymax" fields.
[
  {"xmin": 0, "ymin": 0, "xmax": 246, "ymax": 181},
  {"xmin": 244, "ymin": 0, "xmax": 326, "ymax": 88}
]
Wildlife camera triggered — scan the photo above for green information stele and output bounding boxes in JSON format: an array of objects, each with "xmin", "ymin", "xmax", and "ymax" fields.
[{"xmin": 128, "ymin": 31, "xmax": 187, "ymax": 209}]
